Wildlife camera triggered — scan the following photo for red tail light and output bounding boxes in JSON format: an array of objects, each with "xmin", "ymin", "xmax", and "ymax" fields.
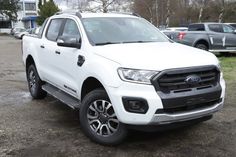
[{"xmin": 178, "ymin": 32, "xmax": 186, "ymax": 40}]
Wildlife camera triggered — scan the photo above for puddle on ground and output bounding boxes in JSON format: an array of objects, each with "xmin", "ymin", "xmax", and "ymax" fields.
[
  {"xmin": 0, "ymin": 71, "xmax": 26, "ymax": 81},
  {"xmin": 0, "ymin": 91, "xmax": 32, "ymax": 105}
]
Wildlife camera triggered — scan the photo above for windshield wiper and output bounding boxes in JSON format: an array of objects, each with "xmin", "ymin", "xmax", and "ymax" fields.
[
  {"xmin": 95, "ymin": 42, "xmax": 121, "ymax": 46},
  {"xmin": 122, "ymin": 41, "xmax": 156, "ymax": 43}
]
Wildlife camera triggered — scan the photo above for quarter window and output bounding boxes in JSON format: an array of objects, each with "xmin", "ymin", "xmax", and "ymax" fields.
[{"xmin": 46, "ymin": 19, "xmax": 63, "ymax": 41}]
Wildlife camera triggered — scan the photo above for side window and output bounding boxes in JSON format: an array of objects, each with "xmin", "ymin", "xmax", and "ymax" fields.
[
  {"xmin": 223, "ymin": 25, "xmax": 235, "ymax": 33},
  {"xmin": 188, "ymin": 24, "xmax": 205, "ymax": 31},
  {"xmin": 62, "ymin": 19, "xmax": 81, "ymax": 38},
  {"xmin": 208, "ymin": 24, "xmax": 223, "ymax": 33},
  {"xmin": 46, "ymin": 19, "xmax": 63, "ymax": 41}
]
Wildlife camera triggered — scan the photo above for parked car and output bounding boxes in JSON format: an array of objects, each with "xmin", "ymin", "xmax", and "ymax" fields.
[
  {"xmin": 22, "ymin": 12, "xmax": 225, "ymax": 145},
  {"xmin": 14, "ymin": 28, "xmax": 29, "ymax": 39},
  {"xmin": 10, "ymin": 27, "xmax": 25, "ymax": 35},
  {"xmin": 161, "ymin": 27, "xmax": 188, "ymax": 39},
  {"xmin": 225, "ymin": 23, "xmax": 236, "ymax": 29},
  {"xmin": 172, "ymin": 23, "xmax": 236, "ymax": 53},
  {"xmin": 165, "ymin": 27, "xmax": 188, "ymax": 31}
]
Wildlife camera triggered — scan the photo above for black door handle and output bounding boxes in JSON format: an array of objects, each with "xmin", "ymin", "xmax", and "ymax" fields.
[
  {"xmin": 40, "ymin": 45, "xmax": 45, "ymax": 48},
  {"xmin": 55, "ymin": 51, "xmax": 61, "ymax": 55},
  {"xmin": 77, "ymin": 55, "xmax": 85, "ymax": 66}
]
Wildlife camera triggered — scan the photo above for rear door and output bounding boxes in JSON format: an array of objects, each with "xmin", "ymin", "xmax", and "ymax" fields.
[
  {"xmin": 207, "ymin": 24, "xmax": 225, "ymax": 50},
  {"xmin": 222, "ymin": 24, "xmax": 236, "ymax": 50},
  {"xmin": 40, "ymin": 18, "xmax": 65, "ymax": 86}
]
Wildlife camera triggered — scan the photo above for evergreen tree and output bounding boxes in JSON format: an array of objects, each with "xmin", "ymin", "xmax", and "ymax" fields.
[
  {"xmin": 37, "ymin": 0, "xmax": 60, "ymax": 25},
  {"xmin": 38, "ymin": 0, "xmax": 42, "ymax": 9},
  {"xmin": 0, "ymin": 0, "xmax": 19, "ymax": 21}
]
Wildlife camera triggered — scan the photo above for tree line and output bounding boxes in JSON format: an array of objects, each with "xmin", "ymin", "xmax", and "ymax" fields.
[
  {"xmin": 133, "ymin": 0, "xmax": 236, "ymax": 27},
  {"xmin": 1, "ymin": 0, "xmax": 236, "ymax": 27}
]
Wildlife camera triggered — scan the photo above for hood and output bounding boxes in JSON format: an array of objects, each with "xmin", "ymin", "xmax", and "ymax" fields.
[{"xmin": 93, "ymin": 42, "xmax": 218, "ymax": 71}]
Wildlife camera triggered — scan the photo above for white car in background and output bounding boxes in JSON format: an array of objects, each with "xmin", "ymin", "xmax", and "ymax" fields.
[
  {"xmin": 10, "ymin": 27, "xmax": 25, "ymax": 35},
  {"xmin": 14, "ymin": 29, "xmax": 29, "ymax": 39}
]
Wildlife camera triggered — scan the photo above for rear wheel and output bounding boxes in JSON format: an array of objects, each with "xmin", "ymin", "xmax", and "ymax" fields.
[
  {"xmin": 26, "ymin": 64, "xmax": 47, "ymax": 99},
  {"xmin": 79, "ymin": 89, "xmax": 127, "ymax": 145},
  {"xmin": 195, "ymin": 43, "xmax": 208, "ymax": 51}
]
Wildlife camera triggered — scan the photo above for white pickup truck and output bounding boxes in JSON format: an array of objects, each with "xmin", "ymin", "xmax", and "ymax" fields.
[{"xmin": 22, "ymin": 12, "xmax": 226, "ymax": 145}]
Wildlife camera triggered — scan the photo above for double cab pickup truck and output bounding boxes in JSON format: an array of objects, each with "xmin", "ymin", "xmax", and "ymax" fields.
[
  {"xmin": 22, "ymin": 12, "xmax": 226, "ymax": 145},
  {"xmin": 164, "ymin": 23, "xmax": 236, "ymax": 53}
]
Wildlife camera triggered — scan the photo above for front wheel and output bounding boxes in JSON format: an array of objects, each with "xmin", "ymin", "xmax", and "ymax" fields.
[{"xmin": 79, "ymin": 89, "xmax": 127, "ymax": 145}]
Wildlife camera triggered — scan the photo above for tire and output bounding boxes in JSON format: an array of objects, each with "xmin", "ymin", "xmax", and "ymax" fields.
[
  {"xmin": 195, "ymin": 43, "xmax": 208, "ymax": 51},
  {"xmin": 80, "ymin": 89, "xmax": 127, "ymax": 145},
  {"xmin": 26, "ymin": 64, "xmax": 47, "ymax": 99}
]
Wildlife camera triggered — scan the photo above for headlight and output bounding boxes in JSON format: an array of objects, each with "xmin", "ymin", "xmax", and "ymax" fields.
[
  {"xmin": 217, "ymin": 63, "xmax": 223, "ymax": 79},
  {"xmin": 118, "ymin": 68, "xmax": 159, "ymax": 84},
  {"xmin": 217, "ymin": 63, "xmax": 222, "ymax": 71}
]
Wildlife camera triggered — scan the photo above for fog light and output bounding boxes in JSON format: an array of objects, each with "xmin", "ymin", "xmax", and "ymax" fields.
[{"xmin": 122, "ymin": 97, "xmax": 148, "ymax": 114}]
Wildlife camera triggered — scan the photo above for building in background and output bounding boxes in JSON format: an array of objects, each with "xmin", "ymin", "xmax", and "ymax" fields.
[
  {"xmin": 0, "ymin": 14, "xmax": 12, "ymax": 33},
  {"xmin": 14, "ymin": 0, "xmax": 39, "ymax": 29}
]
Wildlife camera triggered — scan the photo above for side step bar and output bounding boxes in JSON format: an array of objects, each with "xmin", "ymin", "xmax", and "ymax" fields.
[{"xmin": 42, "ymin": 83, "xmax": 81, "ymax": 110}]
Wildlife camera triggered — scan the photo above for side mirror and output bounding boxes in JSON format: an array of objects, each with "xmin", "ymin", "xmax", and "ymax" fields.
[
  {"xmin": 234, "ymin": 30, "xmax": 236, "ymax": 34},
  {"xmin": 57, "ymin": 36, "xmax": 81, "ymax": 49}
]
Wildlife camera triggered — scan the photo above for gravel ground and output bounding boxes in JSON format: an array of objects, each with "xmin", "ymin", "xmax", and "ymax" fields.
[{"xmin": 0, "ymin": 36, "xmax": 235, "ymax": 157}]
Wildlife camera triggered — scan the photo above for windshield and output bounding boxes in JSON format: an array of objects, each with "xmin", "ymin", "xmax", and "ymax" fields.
[{"xmin": 82, "ymin": 17, "xmax": 169, "ymax": 45}]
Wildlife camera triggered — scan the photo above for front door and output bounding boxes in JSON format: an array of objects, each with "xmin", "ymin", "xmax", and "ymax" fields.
[
  {"xmin": 222, "ymin": 24, "xmax": 236, "ymax": 51},
  {"xmin": 54, "ymin": 18, "xmax": 84, "ymax": 97}
]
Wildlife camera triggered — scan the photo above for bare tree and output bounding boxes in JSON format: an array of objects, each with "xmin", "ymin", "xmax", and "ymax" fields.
[
  {"xmin": 166, "ymin": 0, "xmax": 170, "ymax": 27},
  {"xmin": 133, "ymin": 0, "xmax": 153, "ymax": 23},
  {"xmin": 218, "ymin": 0, "xmax": 225, "ymax": 23},
  {"xmin": 86, "ymin": 0, "xmax": 118, "ymax": 13}
]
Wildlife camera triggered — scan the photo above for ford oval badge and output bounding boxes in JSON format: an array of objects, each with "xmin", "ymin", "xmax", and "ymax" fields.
[{"xmin": 185, "ymin": 75, "xmax": 201, "ymax": 85}]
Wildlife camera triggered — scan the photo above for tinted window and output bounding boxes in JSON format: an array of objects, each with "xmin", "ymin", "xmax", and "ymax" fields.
[
  {"xmin": 188, "ymin": 24, "xmax": 205, "ymax": 31},
  {"xmin": 223, "ymin": 25, "xmax": 235, "ymax": 33},
  {"xmin": 62, "ymin": 19, "xmax": 80, "ymax": 38},
  {"xmin": 46, "ymin": 19, "xmax": 63, "ymax": 41},
  {"xmin": 208, "ymin": 24, "xmax": 223, "ymax": 33},
  {"xmin": 229, "ymin": 24, "xmax": 236, "ymax": 29}
]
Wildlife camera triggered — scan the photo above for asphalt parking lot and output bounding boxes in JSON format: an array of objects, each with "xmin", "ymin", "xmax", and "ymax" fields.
[{"xmin": 0, "ymin": 36, "xmax": 235, "ymax": 157}]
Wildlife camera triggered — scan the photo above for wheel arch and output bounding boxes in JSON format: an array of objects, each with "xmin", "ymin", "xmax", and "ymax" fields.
[
  {"xmin": 81, "ymin": 77, "xmax": 106, "ymax": 101},
  {"xmin": 26, "ymin": 55, "xmax": 35, "ymax": 71},
  {"xmin": 194, "ymin": 39, "xmax": 210, "ymax": 50}
]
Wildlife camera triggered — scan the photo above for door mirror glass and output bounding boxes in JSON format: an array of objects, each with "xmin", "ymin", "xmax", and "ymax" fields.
[{"xmin": 57, "ymin": 36, "xmax": 81, "ymax": 48}]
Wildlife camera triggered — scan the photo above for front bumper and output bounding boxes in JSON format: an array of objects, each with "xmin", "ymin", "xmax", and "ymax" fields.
[
  {"xmin": 106, "ymin": 77, "xmax": 225, "ymax": 125},
  {"xmin": 150, "ymin": 101, "xmax": 223, "ymax": 124}
]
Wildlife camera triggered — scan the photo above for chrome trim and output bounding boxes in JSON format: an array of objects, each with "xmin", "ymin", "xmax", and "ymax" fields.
[{"xmin": 150, "ymin": 102, "xmax": 223, "ymax": 124}]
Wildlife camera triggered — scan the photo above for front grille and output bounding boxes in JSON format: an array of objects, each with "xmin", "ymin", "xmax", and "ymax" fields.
[{"xmin": 152, "ymin": 66, "xmax": 220, "ymax": 93}]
